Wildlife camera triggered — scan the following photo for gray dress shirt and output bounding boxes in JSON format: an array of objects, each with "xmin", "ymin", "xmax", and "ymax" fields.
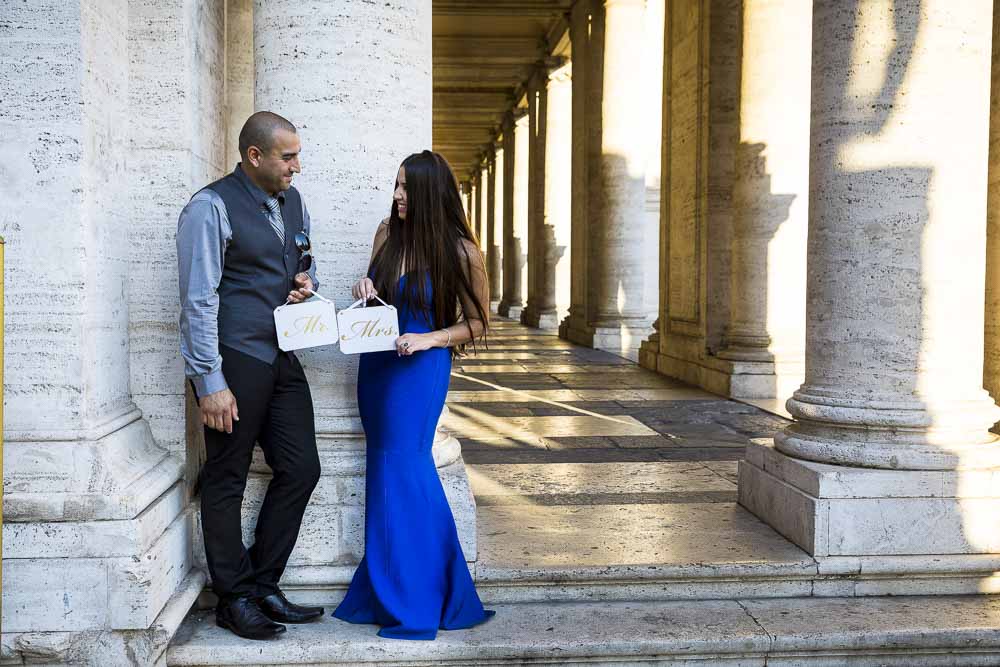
[{"xmin": 177, "ymin": 187, "xmax": 319, "ymax": 396}]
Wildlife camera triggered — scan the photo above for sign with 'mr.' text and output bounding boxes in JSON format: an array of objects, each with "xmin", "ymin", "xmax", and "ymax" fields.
[
  {"xmin": 337, "ymin": 298, "xmax": 399, "ymax": 354},
  {"xmin": 274, "ymin": 296, "xmax": 340, "ymax": 351}
]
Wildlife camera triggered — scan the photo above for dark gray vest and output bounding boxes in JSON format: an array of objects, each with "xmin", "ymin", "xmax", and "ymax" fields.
[{"xmin": 203, "ymin": 169, "xmax": 303, "ymax": 364}]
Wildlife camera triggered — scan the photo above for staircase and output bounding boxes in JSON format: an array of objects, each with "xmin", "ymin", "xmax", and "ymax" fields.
[{"xmin": 166, "ymin": 320, "xmax": 1000, "ymax": 665}]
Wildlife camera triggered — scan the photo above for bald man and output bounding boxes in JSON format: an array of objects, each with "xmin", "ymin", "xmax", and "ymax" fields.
[{"xmin": 177, "ymin": 111, "xmax": 324, "ymax": 640}]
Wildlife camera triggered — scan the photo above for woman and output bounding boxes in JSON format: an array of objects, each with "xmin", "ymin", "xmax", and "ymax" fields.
[{"xmin": 332, "ymin": 151, "xmax": 495, "ymax": 640}]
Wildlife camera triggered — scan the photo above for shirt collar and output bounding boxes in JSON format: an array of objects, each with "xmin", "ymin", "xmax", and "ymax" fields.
[{"xmin": 234, "ymin": 163, "xmax": 285, "ymax": 207}]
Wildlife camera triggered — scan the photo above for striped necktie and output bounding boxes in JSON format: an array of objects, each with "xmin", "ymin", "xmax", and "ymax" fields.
[{"xmin": 263, "ymin": 197, "xmax": 285, "ymax": 246}]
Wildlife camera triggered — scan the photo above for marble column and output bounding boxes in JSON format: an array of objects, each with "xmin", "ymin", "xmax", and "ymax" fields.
[
  {"xmin": 522, "ymin": 71, "xmax": 547, "ymax": 328},
  {"xmin": 740, "ymin": 0, "xmax": 1000, "ymax": 558},
  {"xmin": 251, "ymin": 0, "xmax": 477, "ymax": 592},
  {"xmin": 500, "ymin": 113, "xmax": 530, "ymax": 319},
  {"xmin": 560, "ymin": 0, "xmax": 594, "ymax": 346},
  {"xmin": 638, "ymin": 0, "xmax": 742, "ymax": 388},
  {"xmin": 985, "ymin": 4, "xmax": 1000, "ymax": 406},
  {"xmin": 712, "ymin": 0, "xmax": 809, "ymax": 401},
  {"xmin": 471, "ymin": 171, "xmax": 483, "ymax": 244},
  {"xmin": 487, "ymin": 148, "xmax": 503, "ymax": 309},
  {"xmin": 1, "ymin": 1, "xmax": 198, "ymax": 662},
  {"xmin": 560, "ymin": 0, "xmax": 655, "ymax": 359},
  {"xmin": 523, "ymin": 64, "xmax": 573, "ymax": 329}
]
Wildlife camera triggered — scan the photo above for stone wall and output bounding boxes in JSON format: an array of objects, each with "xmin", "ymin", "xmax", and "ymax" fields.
[
  {"xmin": 1, "ymin": 0, "xmax": 232, "ymax": 663},
  {"xmin": 128, "ymin": 0, "xmax": 229, "ymax": 455}
]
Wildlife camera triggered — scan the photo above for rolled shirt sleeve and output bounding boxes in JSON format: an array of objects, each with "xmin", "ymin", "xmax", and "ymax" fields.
[
  {"xmin": 177, "ymin": 190, "xmax": 231, "ymax": 397},
  {"xmin": 302, "ymin": 198, "xmax": 319, "ymax": 292}
]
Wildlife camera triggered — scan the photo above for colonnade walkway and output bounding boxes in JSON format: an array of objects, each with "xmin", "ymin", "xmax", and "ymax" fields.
[
  {"xmin": 168, "ymin": 318, "xmax": 1000, "ymax": 666},
  {"xmin": 447, "ymin": 318, "xmax": 805, "ymax": 590}
]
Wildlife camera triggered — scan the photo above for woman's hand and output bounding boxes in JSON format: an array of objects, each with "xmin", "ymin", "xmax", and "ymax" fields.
[
  {"xmin": 396, "ymin": 332, "xmax": 436, "ymax": 357},
  {"xmin": 352, "ymin": 277, "xmax": 377, "ymax": 301}
]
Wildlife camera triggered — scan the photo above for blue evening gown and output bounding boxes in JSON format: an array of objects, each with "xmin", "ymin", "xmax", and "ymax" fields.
[{"xmin": 332, "ymin": 273, "xmax": 495, "ymax": 640}]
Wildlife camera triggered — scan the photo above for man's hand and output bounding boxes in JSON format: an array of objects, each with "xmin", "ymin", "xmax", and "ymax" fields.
[
  {"xmin": 200, "ymin": 388, "xmax": 239, "ymax": 433},
  {"xmin": 288, "ymin": 273, "xmax": 314, "ymax": 303}
]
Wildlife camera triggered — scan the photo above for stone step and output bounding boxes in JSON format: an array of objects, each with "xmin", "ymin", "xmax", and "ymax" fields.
[
  {"xmin": 233, "ymin": 551, "xmax": 1000, "ymax": 610},
  {"xmin": 167, "ymin": 594, "xmax": 1000, "ymax": 666}
]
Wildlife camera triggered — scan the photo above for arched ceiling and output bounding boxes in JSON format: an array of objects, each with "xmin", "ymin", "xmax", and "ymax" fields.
[{"xmin": 432, "ymin": 0, "xmax": 573, "ymax": 181}]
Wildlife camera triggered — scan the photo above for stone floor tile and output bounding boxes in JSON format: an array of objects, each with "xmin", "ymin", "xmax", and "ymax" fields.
[
  {"xmin": 740, "ymin": 595, "xmax": 1000, "ymax": 653},
  {"xmin": 477, "ymin": 502, "xmax": 810, "ymax": 569},
  {"xmin": 467, "ymin": 462, "xmax": 737, "ymax": 497},
  {"xmin": 447, "ymin": 389, "xmax": 586, "ymax": 403}
]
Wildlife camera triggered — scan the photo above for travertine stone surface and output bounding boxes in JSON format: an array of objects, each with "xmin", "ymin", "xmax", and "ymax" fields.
[
  {"xmin": 716, "ymin": 0, "xmax": 808, "ymax": 402},
  {"xmin": 561, "ymin": 0, "xmax": 657, "ymax": 359},
  {"xmin": 640, "ymin": 0, "xmax": 742, "ymax": 388},
  {"xmin": 740, "ymin": 442, "xmax": 1000, "ymax": 557},
  {"xmin": 775, "ymin": 0, "xmax": 1000, "ymax": 470},
  {"xmin": 128, "ymin": 0, "xmax": 228, "ymax": 454},
  {"xmin": 985, "ymin": 2, "xmax": 1000, "ymax": 410},
  {"xmin": 499, "ymin": 114, "xmax": 528, "ymax": 319},
  {"xmin": 224, "ymin": 0, "xmax": 253, "ymax": 166},
  {"xmin": 559, "ymin": 0, "xmax": 595, "ymax": 345},
  {"xmin": 1, "ymin": 1, "xmax": 197, "ymax": 661},
  {"xmin": 169, "ymin": 594, "xmax": 1000, "ymax": 666},
  {"xmin": 486, "ymin": 149, "xmax": 503, "ymax": 307},
  {"xmin": 523, "ymin": 65, "xmax": 573, "ymax": 330},
  {"xmin": 254, "ymin": 0, "xmax": 431, "ymax": 435}
]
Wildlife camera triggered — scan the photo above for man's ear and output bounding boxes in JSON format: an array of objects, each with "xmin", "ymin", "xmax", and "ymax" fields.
[{"xmin": 247, "ymin": 146, "xmax": 262, "ymax": 167}]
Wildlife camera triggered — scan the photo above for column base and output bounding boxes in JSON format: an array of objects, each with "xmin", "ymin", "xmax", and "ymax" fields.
[
  {"xmin": 738, "ymin": 440, "xmax": 1000, "ymax": 557},
  {"xmin": 520, "ymin": 306, "xmax": 560, "ymax": 330},
  {"xmin": 559, "ymin": 315, "xmax": 652, "ymax": 361},
  {"xmin": 638, "ymin": 331, "xmax": 659, "ymax": 370},
  {"xmin": 489, "ymin": 299, "xmax": 501, "ymax": 314},
  {"xmin": 647, "ymin": 339, "xmax": 804, "ymax": 400},
  {"xmin": 497, "ymin": 300, "xmax": 524, "ymax": 320}
]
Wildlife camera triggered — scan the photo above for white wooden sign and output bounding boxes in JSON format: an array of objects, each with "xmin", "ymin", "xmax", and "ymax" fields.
[
  {"xmin": 337, "ymin": 296, "xmax": 399, "ymax": 354},
  {"xmin": 273, "ymin": 291, "xmax": 340, "ymax": 352}
]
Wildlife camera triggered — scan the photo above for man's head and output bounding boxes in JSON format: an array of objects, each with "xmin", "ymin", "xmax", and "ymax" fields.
[{"xmin": 239, "ymin": 111, "xmax": 301, "ymax": 195}]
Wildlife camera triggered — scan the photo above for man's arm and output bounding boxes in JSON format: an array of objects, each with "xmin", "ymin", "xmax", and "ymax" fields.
[{"xmin": 177, "ymin": 190, "xmax": 230, "ymax": 396}]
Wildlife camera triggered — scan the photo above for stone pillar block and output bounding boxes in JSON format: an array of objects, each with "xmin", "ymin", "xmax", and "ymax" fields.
[{"xmin": 740, "ymin": 441, "xmax": 1000, "ymax": 557}]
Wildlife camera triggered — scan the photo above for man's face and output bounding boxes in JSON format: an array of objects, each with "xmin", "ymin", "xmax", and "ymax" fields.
[{"xmin": 249, "ymin": 128, "xmax": 301, "ymax": 193}]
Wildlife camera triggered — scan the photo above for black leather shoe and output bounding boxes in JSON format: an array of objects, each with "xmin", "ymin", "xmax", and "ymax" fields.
[
  {"xmin": 216, "ymin": 596, "xmax": 287, "ymax": 640},
  {"xmin": 257, "ymin": 590, "xmax": 324, "ymax": 624}
]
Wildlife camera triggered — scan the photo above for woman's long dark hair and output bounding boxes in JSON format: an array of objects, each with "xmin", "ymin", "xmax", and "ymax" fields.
[{"xmin": 369, "ymin": 150, "xmax": 489, "ymax": 354}]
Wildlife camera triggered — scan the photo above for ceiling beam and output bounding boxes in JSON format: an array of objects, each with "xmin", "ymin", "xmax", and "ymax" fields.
[
  {"xmin": 434, "ymin": 0, "xmax": 572, "ymax": 17},
  {"xmin": 434, "ymin": 36, "xmax": 542, "ymax": 59}
]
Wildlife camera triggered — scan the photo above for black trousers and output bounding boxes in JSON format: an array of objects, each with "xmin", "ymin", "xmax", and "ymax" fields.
[{"xmin": 199, "ymin": 345, "xmax": 321, "ymax": 600}]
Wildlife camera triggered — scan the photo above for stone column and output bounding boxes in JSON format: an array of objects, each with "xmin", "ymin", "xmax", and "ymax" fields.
[
  {"xmin": 985, "ymin": 3, "xmax": 1000, "ymax": 404},
  {"xmin": 522, "ymin": 71, "xmax": 547, "ymax": 328},
  {"xmin": 713, "ymin": 0, "xmax": 810, "ymax": 401},
  {"xmin": 251, "ymin": 0, "xmax": 477, "ymax": 592},
  {"xmin": 638, "ymin": 0, "xmax": 742, "ymax": 389},
  {"xmin": 500, "ymin": 113, "xmax": 530, "ymax": 318},
  {"xmin": 524, "ymin": 64, "xmax": 573, "ymax": 329},
  {"xmin": 740, "ymin": 0, "xmax": 1000, "ymax": 558},
  {"xmin": 560, "ymin": 0, "xmax": 655, "ymax": 359},
  {"xmin": 560, "ymin": 0, "xmax": 594, "ymax": 345},
  {"xmin": 1, "ymin": 1, "xmax": 199, "ymax": 662},
  {"xmin": 487, "ymin": 148, "xmax": 503, "ymax": 309},
  {"xmin": 471, "ymin": 171, "xmax": 482, "ymax": 244}
]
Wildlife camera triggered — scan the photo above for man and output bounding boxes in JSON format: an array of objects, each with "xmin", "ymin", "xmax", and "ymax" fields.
[{"xmin": 177, "ymin": 111, "xmax": 323, "ymax": 640}]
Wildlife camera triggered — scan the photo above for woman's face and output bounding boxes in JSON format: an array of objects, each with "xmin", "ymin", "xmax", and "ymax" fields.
[{"xmin": 393, "ymin": 166, "xmax": 408, "ymax": 220}]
